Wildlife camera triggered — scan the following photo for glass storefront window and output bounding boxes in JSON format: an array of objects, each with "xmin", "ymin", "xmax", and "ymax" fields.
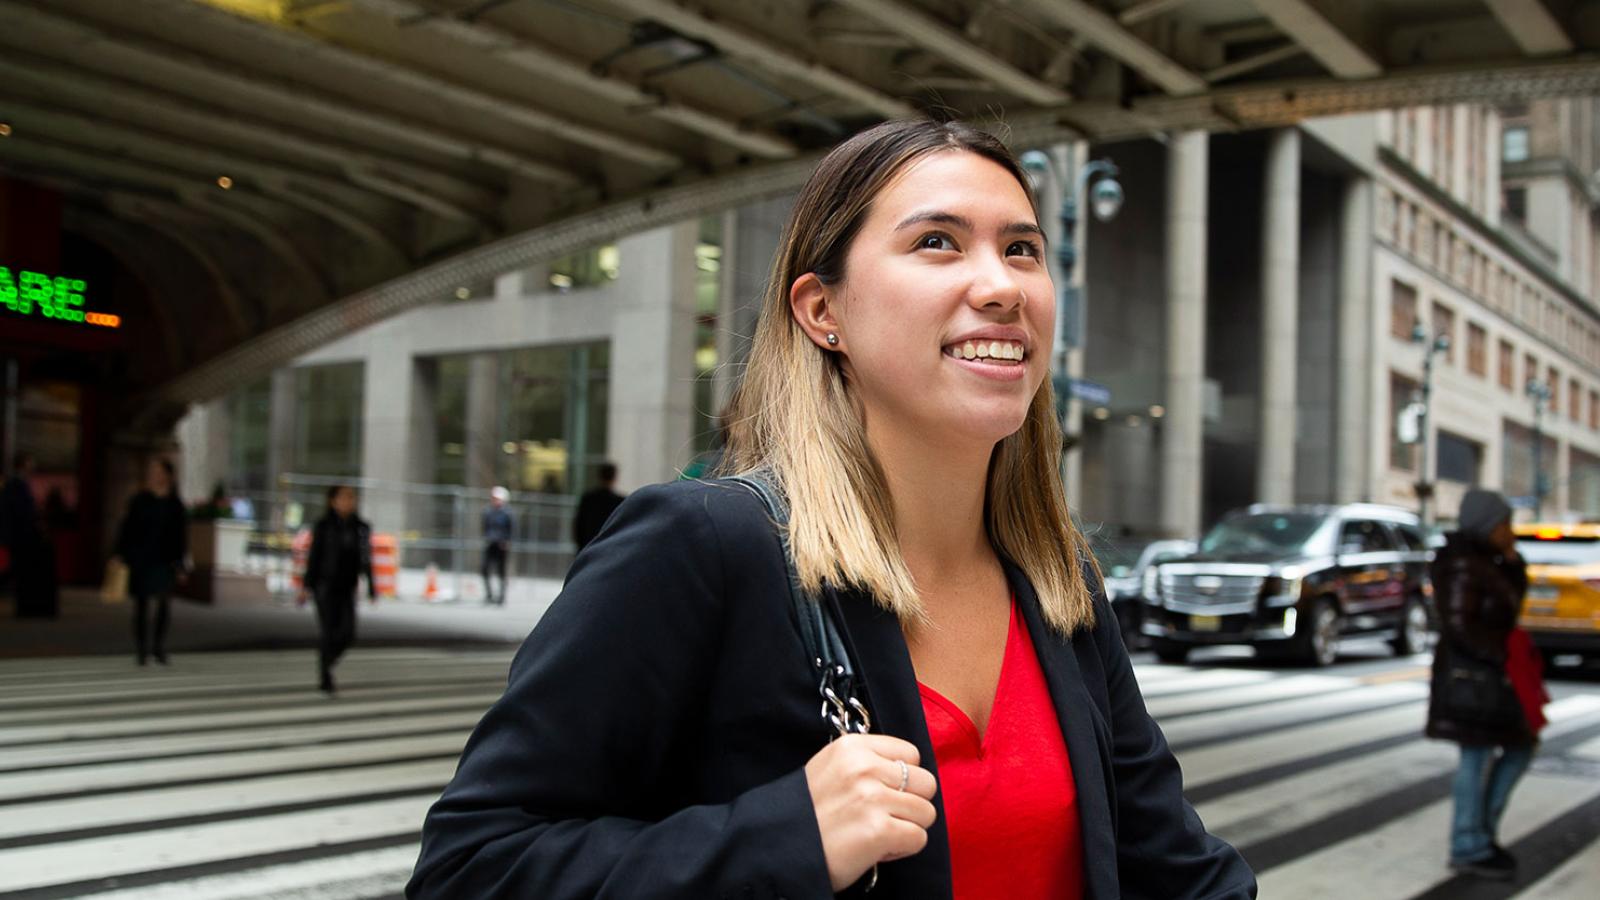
[
  {"xmin": 295, "ymin": 363, "xmax": 364, "ymax": 477},
  {"xmin": 693, "ymin": 215, "xmax": 722, "ymax": 457},
  {"xmin": 549, "ymin": 244, "xmax": 620, "ymax": 291},
  {"xmin": 227, "ymin": 377, "xmax": 271, "ymax": 491},
  {"xmin": 501, "ymin": 343, "xmax": 609, "ymax": 495},
  {"xmin": 432, "ymin": 356, "xmax": 470, "ymax": 485}
]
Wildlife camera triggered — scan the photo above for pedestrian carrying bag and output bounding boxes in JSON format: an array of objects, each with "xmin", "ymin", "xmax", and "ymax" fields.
[
  {"xmin": 723, "ymin": 473, "xmax": 881, "ymax": 889},
  {"xmin": 100, "ymin": 557, "xmax": 129, "ymax": 604},
  {"xmin": 1441, "ymin": 652, "xmax": 1525, "ymax": 732}
]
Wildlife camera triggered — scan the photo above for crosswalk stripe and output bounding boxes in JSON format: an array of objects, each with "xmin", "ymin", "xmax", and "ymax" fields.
[
  {"xmin": 1181, "ymin": 703, "xmax": 1427, "ymax": 794},
  {"xmin": 60, "ymin": 846, "xmax": 421, "ymax": 900},
  {"xmin": 0, "ymin": 795, "xmax": 432, "ymax": 893},
  {"xmin": 1163, "ymin": 681, "xmax": 1429, "ymax": 750},
  {"xmin": 1514, "ymin": 832, "xmax": 1600, "ymax": 900},
  {"xmin": 1254, "ymin": 758, "xmax": 1600, "ymax": 898},
  {"xmin": 0, "ymin": 733, "xmax": 468, "ymax": 805},
  {"xmin": 0, "ymin": 689, "xmax": 503, "ymax": 746},
  {"xmin": 1133, "ymin": 668, "xmax": 1275, "ymax": 698},
  {"xmin": 1145, "ymin": 673, "xmax": 1353, "ymax": 720},
  {"xmin": 0, "ymin": 711, "xmax": 485, "ymax": 772},
  {"xmin": 0, "ymin": 759, "xmax": 455, "ymax": 844}
]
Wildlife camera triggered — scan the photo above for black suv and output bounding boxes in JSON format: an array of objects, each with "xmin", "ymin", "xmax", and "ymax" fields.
[{"xmin": 1139, "ymin": 504, "xmax": 1434, "ymax": 666}]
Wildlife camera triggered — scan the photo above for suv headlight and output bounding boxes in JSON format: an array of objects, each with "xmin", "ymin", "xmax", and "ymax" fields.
[
  {"xmin": 1142, "ymin": 566, "xmax": 1161, "ymax": 603},
  {"xmin": 1262, "ymin": 574, "xmax": 1303, "ymax": 606}
]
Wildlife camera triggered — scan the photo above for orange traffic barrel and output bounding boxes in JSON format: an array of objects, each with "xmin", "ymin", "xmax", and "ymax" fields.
[{"xmin": 371, "ymin": 533, "xmax": 398, "ymax": 599}]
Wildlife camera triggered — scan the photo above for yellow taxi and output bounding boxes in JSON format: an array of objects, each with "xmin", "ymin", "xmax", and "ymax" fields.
[{"xmin": 1514, "ymin": 522, "xmax": 1600, "ymax": 660}]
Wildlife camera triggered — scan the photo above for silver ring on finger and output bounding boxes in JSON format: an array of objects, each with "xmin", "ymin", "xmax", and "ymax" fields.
[{"xmin": 896, "ymin": 759, "xmax": 909, "ymax": 792}]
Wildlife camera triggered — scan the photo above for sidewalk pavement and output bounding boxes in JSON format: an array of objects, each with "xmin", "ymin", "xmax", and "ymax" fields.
[{"xmin": 0, "ymin": 579, "xmax": 563, "ymax": 659}]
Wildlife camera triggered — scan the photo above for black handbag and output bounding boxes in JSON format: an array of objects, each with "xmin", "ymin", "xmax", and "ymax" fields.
[{"xmin": 1439, "ymin": 652, "xmax": 1525, "ymax": 732}]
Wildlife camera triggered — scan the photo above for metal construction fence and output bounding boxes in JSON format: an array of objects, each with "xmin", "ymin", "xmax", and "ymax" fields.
[{"xmin": 224, "ymin": 475, "xmax": 578, "ymax": 602}]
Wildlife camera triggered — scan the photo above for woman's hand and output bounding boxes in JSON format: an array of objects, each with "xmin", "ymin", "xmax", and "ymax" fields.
[{"xmin": 803, "ymin": 734, "xmax": 938, "ymax": 892}]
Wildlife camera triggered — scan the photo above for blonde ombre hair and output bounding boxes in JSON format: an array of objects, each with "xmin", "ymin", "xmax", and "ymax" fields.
[{"xmin": 721, "ymin": 119, "xmax": 1099, "ymax": 635}]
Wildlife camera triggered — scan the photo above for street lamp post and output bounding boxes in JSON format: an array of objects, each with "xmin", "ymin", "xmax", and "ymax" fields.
[
  {"xmin": 1527, "ymin": 378, "xmax": 1552, "ymax": 517},
  {"xmin": 1409, "ymin": 323, "xmax": 1450, "ymax": 524},
  {"xmin": 1019, "ymin": 150, "xmax": 1122, "ymax": 426}
]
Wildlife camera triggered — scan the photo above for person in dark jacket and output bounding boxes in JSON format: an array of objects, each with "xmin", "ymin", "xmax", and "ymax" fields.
[
  {"xmin": 481, "ymin": 486, "xmax": 513, "ymax": 605},
  {"xmin": 408, "ymin": 119, "xmax": 1252, "ymax": 900},
  {"xmin": 301, "ymin": 484, "xmax": 375, "ymax": 695},
  {"xmin": 1426, "ymin": 489, "xmax": 1534, "ymax": 880},
  {"xmin": 2, "ymin": 452, "xmax": 51, "ymax": 617},
  {"xmin": 571, "ymin": 462, "xmax": 625, "ymax": 552},
  {"xmin": 114, "ymin": 459, "xmax": 188, "ymax": 665}
]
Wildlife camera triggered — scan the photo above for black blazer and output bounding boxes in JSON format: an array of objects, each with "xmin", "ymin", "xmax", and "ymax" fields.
[{"xmin": 408, "ymin": 480, "xmax": 1255, "ymax": 899}]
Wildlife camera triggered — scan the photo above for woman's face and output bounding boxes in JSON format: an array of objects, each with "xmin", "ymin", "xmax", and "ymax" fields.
[
  {"xmin": 825, "ymin": 151, "xmax": 1055, "ymax": 448},
  {"xmin": 332, "ymin": 487, "xmax": 358, "ymax": 518},
  {"xmin": 147, "ymin": 461, "xmax": 171, "ymax": 494}
]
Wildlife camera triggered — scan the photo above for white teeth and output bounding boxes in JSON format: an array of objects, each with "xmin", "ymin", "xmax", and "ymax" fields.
[{"xmin": 947, "ymin": 340, "xmax": 1024, "ymax": 361}]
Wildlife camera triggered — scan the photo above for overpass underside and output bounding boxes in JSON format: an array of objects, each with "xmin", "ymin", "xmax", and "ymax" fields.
[{"xmin": 3, "ymin": 0, "xmax": 1600, "ymax": 426}]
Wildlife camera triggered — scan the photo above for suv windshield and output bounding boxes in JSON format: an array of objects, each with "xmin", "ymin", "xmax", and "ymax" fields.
[
  {"xmin": 1516, "ymin": 537, "xmax": 1600, "ymax": 566},
  {"xmin": 1200, "ymin": 513, "xmax": 1326, "ymax": 557}
]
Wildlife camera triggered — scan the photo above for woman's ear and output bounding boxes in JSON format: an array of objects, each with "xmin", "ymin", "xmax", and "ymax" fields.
[{"xmin": 790, "ymin": 272, "xmax": 843, "ymax": 352}]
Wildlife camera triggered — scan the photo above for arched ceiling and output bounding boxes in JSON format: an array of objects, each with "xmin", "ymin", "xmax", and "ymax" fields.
[{"xmin": 3, "ymin": 0, "xmax": 1600, "ymax": 422}]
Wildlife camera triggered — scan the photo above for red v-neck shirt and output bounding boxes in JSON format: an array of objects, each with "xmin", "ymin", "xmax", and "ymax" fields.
[{"xmin": 917, "ymin": 601, "xmax": 1084, "ymax": 900}]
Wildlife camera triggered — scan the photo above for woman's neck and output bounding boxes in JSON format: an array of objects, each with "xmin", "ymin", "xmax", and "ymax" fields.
[{"xmin": 867, "ymin": 416, "xmax": 996, "ymax": 587}]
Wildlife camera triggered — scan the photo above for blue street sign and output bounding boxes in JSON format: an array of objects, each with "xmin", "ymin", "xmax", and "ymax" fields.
[{"xmin": 1068, "ymin": 378, "xmax": 1112, "ymax": 407}]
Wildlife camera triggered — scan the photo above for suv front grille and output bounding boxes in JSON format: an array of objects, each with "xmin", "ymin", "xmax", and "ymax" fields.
[{"xmin": 1161, "ymin": 573, "xmax": 1264, "ymax": 615}]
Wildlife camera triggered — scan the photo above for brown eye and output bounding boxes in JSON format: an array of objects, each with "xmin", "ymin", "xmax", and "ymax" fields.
[
  {"xmin": 917, "ymin": 233, "xmax": 956, "ymax": 251},
  {"xmin": 1007, "ymin": 240, "xmax": 1042, "ymax": 258}
]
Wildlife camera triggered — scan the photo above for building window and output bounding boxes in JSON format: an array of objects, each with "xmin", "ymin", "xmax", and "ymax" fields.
[
  {"xmin": 1432, "ymin": 301, "xmax": 1456, "ymax": 364},
  {"xmin": 294, "ymin": 363, "xmax": 365, "ymax": 478},
  {"xmin": 692, "ymin": 215, "xmax": 724, "ymax": 458},
  {"xmin": 1504, "ymin": 187, "xmax": 1527, "ymax": 223},
  {"xmin": 501, "ymin": 342, "xmax": 610, "ymax": 495},
  {"xmin": 1466, "ymin": 322, "xmax": 1487, "ymax": 377},
  {"xmin": 1548, "ymin": 366, "xmax": 1561, "ymax": 412},
  {"xmin": 1391, "ymin": 372, "xmax": 1420, "ymax": 472},
  {"xmin": 226, "ymin": 377, "xmax": 272, "ymax": 492},
  {"xmin": 1391, "ymin": 279, "xmax": 1419, "ymax": 339},
  {"xmin": 1498, "ymin": 339, "xmax": 1515, "ymax": 391},
  {"xmin": 1437, "ymin": 431, "xmax": 1482, "ymax": 485},
  {"xmin": 1571, "ymin": 378, "xmax": 1582, "ymax": 422},
  {"xmin": 1525, "ymin": 353, "xmax": 1539, "ymax": 393},
  {"xmin": 1590, "ymin": 390, "xmax": 1598, "ymax": 430},
  {"xmin": 548, "ymin": 244, "xmax": 620, "ymax": 291},
  {"xmin": 1503, "ymin": 126, "xmax": 1530, "ymax": 163}
]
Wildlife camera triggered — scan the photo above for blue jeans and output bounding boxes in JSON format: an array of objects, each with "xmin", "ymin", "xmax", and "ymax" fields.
[{"xmin": 1450, "ymin": 743, "xmax": 1534, "ymax": 863}]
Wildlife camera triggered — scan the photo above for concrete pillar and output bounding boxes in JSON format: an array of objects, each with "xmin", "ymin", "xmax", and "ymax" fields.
[
  {"xmin": 1556, "ymin": 436, "xmax": 1572, "ymax": 516},
  {"xmin": 1160, "ymin": 131, "xmax": 1209, "ymax": 539},
  {"xmin": 608, "ymin": 221, "xmax": 700, "ymax": 490},
  {"xmin": 1258, "ymin": 129, "xmax": 1300, "ymax": 506},
  {"xmin": 717, "ymin": 196, "xmax": 792, "ymax": 412},
  {"xmin": 360, "ymin": 353, "xmax": 430, "ymax": 534},
  {"xmin": 176, "ymin": 398, "xmax": 231, "ymax": 503},
  {"xmin": 464, "ymin": 352, "xmax": 500, "ymax": 490},
  {"xmin": 1335, "ymin": 176, "xmax": 1374, "ymax": 504}
]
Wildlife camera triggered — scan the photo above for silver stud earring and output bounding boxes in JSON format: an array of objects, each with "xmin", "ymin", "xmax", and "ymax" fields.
[{"xmin": 826, "ymin": 333, "xmax": 839, "ymax": 347}]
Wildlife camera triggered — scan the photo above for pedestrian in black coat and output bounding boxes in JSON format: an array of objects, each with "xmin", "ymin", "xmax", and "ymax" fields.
[
  {"xmin": 2, "ymin": 452, "xmax": 55, "ymax": 618},
  {"xmin": 1426, "ymin": 489, "xmax": 1534, "ymax": 879},
  {"xmin": 114, "ymin": 459, "xmax": 188, "ymax": 664},
  {"xmin": 571, "ymin": 462, "xmax": 625, "ymax": 552},
  {"xmin": 408, "ymin": 119, "xmax": 1251, "ymax": 900},
  {"xmin": 301, "ymin": 484, "xmax": 375, "ymax": 695}
]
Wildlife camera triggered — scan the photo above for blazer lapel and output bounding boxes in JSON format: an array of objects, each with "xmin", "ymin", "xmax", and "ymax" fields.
[
  {"xmin": 1007, "ymin": 562, "xmax": 1120, "ymax": 900},
  {"xmin": 832, "ymin": 589, "xmax": 955, "ymax": 900}
]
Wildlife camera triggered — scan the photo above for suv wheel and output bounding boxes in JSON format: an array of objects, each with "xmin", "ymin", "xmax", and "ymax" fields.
[
  {"xmin": 1294, "ymin": 597, "xmax": 1340, "ymax": 667},
  {"xmin": 1392, "ymin": 595, "xmax": 1436, "ymax": 657},
  {"xmin": 1151, "ymin": 639, "xmax": 1189, "ymax": 665}
]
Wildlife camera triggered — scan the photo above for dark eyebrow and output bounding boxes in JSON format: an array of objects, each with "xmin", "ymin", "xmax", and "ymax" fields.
[{"xmin": 894, "ymin": 210, "xmax": 1047, "ymax": 244}]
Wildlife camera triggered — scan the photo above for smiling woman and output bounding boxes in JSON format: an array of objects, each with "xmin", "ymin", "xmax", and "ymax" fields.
[{"xmin": 408, "ymin": 119, "xmax": 1256, "ymax": 900}]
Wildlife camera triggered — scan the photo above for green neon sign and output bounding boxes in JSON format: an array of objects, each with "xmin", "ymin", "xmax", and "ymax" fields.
[{"xmin": 0, "ymin": 266, "xmax": 118, "ymax": 328}]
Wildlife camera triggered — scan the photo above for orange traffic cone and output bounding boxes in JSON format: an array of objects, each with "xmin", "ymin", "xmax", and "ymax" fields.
[{"xmin": 423, "ymin": 563, "xmax": 439, "ymax": 602}]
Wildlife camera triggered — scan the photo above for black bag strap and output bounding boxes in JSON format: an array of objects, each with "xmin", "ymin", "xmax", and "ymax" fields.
[{"xmin": 723, "ymin": 472, "xmax": 870, "ymax": 737}]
